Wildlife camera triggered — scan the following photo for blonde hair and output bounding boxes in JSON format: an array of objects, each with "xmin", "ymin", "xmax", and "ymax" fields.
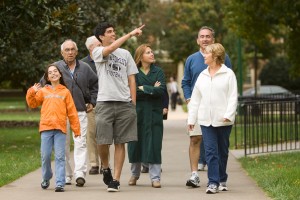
[
  {"xmin": 134, "ymin": 44, "xmax": 151, "ymax": 68},
  {"xmin": 205, "ymin": 43, "xmax": 225, "ymax": 65}
]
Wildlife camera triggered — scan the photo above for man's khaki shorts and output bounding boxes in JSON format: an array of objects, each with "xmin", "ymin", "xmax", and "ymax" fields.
[
  {"xmin": 187, "ymin": 119, "xmax": 202, "ymax": 136},
  {"xmin": 95, "ymin": 101, "xmax": 137, "ymax": 144},
  {"xmin": 187, "ymin": 103, "xmax": 202, "ymax": 136}
]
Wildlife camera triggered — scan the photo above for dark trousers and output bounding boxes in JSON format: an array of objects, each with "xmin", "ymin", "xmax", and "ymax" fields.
[
  {"xmin": 201, "ymin": 125, "xmax": 232, "ymax": 185},
  {"xmin": 170, "ymin": 92, "xmax": 177, "ymax": 110}
]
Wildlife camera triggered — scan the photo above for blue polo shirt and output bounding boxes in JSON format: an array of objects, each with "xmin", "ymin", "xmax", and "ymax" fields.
[{"xmin": 181, "ymin": 51, "xmax": 232, "ymax": 100}]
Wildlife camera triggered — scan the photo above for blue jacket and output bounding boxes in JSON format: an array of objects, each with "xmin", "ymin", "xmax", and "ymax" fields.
[{"xmin": 181, "ymin": 51, "xmax": 232, "ymax": 100}]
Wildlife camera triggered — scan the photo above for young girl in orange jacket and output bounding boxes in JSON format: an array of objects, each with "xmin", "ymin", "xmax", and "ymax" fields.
[{"xmin": 26, "ymin": 64, "xmax": 80, "ymax": 192}]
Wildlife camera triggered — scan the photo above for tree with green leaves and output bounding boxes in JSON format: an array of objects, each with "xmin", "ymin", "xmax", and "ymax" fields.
[
  {"xmin": 0, "ymin": 0, "xmax": 148, "ymax": 91},
  {"xmin": 0, "ymin": 0, "xmax": 84, "ymax": 91},
  {"xmin": 162, "ymin": 0, "xmax": 230, "ymax": 64},
  {"xmin": 136, "ymin": 0, "xmax": 235, "ymax": 81},
  {"xmin": 225, "ymin": 0, "xmax": 300, "ymax": 77},
  {"xmin": 259, "ymin": 56, "xmax": 300, "ymax": 91}
]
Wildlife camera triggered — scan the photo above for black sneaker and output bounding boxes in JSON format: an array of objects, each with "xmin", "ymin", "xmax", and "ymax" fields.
[
  {"xmin": 75, "ymin": 177, "xmax": 85, "ymax": 187},
  {"xmin": 55, "ymin": 185, "xmax": 65, "ymax": 192},
  {"xmin": 107, "ymin": 179, "xmax": 120, "ymax": 192},
  {"xmin": 41, "ymin": 180, "xmax": 50, "ymax": 189},
  {"xmin": 102, "ymin": 168, "xmax": 113, "ymax": 185}
]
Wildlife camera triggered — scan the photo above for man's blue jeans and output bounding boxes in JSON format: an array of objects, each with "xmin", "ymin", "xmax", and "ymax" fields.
[
  {"xmin": 201, "ymin": 125, "xmax": 232, "ymax": 186},
  {"xmin": 41, "ymin": 130, "xmax": 66, "ymax": 187}
]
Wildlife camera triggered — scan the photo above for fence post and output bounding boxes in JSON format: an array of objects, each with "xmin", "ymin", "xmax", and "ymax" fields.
[{"xmin": 243, "ymin": 104, "xmax": 247, "ymax": 156}]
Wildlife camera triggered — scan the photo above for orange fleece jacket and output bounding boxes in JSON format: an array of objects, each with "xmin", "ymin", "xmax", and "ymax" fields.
[{"xmin": 26, "ymin": 84, "xmax": 80, "ymax": 136}]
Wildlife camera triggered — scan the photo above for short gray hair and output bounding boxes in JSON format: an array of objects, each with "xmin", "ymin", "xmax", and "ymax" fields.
[
  {"xmin": 199, "ymin": 26, "xmax": 215, "ymax": 38},
  {"xmin": 61, "ymin": 39, "xmax": 78, "ymax": 51},
  {"xmin": 85, "ymin": 36, "xmax": 97, "ymax": 50}
]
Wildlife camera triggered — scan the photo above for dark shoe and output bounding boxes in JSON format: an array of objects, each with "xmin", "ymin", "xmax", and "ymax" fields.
[
  {"xmin": 75, "ymin": 177, "xmax": 85, "ymax": 187},
  {"xmin": 102, "ymin": 168, "xmax": 113, "ymax": 185},
  {"xmin": 141, "ymin": 166, "xmax": 149, "ymax": 173},
  {"xmin": 100, "ymin": 166, "xmax": 103, "ymax": 174},
  {"xmin": 89, "ymin": 166, "xmax": 100, "ymax": 175},
  {"xmin": 41, "ymin": 180, "xmax": 50, "ymax": 189},
  {"xmin": 55, "ymin": 185, "xmax": 64, "ymax": 192},
  {"xmin": 107, "ymin": 179, "xmax": 120, "ymax": 192}
]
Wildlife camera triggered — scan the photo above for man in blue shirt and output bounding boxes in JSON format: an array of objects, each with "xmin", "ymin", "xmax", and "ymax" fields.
[{"xmin": 182, "ymin": 26, "xmax": 232, "ymax": 188}]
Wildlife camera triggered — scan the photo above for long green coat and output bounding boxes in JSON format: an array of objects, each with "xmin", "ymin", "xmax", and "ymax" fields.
[{"xmin": 128, "ymin": 65, "xmax": 166, "ymax": 164}]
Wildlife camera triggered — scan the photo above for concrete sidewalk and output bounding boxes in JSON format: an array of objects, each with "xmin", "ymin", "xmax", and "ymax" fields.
[{"xmin": 0, "ymin": 106, "xmax": 271, "ymax": 200}]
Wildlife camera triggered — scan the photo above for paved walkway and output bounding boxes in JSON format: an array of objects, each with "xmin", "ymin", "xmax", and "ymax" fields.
[{"xmin": 0, "ymin": 106, "xmax": 272, "ymax": 200}]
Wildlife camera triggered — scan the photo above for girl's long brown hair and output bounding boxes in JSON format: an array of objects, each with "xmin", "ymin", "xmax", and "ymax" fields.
[{"xmin": 43, "ymin": 64, "xmax": 66, "ymax": 86}]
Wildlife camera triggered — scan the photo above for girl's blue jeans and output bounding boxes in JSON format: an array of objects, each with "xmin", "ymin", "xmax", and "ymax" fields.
[{"xmin": 41, "ymin": 130, "xmax": 66, "ymax": 187}]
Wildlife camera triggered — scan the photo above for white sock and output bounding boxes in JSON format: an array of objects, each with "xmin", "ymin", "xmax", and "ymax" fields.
[{"xmin": 192, "ymin": 171, "xmax": 198, "ymax": 175}]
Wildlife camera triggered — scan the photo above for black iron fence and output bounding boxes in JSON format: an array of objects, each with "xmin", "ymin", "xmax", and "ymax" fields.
[{"xmin": 233, "ymin": 94, "xmax": 300, "ymax": 156}]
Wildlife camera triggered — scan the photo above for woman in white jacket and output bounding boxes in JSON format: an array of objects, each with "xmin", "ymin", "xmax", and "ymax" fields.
[{"xmin": 187, "ymin": 43, "xmax": 237, "ymax": 194}]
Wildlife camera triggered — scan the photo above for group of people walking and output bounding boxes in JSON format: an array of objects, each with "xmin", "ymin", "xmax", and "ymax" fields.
[{"xmin": 26, "ymin": 22, "xmax": 237, "ymax": 195}]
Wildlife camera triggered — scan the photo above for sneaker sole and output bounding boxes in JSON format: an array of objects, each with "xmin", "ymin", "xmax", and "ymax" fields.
[
  {"xmin": 206, "ymin": 191, "xmax": 216, "ymax": 194},
  {"xmin": 186, "ymin": 181, "xmax": 200, "ymax": 188},
  {"xmin": 76, "ymin": 177, "xmax": 85, "ymax": 187},
  {"xmin": 41, "ymin": 185, "xmax": 49, "ymax": 189},
  {"xmin": 219, "ymin": 187, "xmax": 228, "ymax": 191},
  {"xmin": 206, "ymin": 190, "xmax": 218, "ymax": 194},
  {"xmin": 55, "ymin": 188, "xmax": 65, "ymax": 192},
  {"xmin": 107, "ymin": 187, "xmax": 120, "ymax": 192},
  {"xmin": 41, "ymin": 181, "xmax": 50, "ymax": 189},
  {"xmin": 206, "ymin": 189, "xmax": 219, "ymax": 194}
]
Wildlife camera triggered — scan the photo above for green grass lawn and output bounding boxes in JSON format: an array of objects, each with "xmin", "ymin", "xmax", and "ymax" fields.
[
  {"xmin": 0, "ymin": 127, "xmax": 41, "ymax": 187},
  {"xmin": 0, "ymin": 96, "xmax": 40, "ymax": 121},
  {"xmin": 240, "ymin": 152, "xmax": 300, "ymax": 200},
  {"xmin": 0, "ymin": 111, "xmax": 40, "ymax": 121},
  {"xmin": 0, "ymin": 97, "xmax": 27, "ymax": 110}
]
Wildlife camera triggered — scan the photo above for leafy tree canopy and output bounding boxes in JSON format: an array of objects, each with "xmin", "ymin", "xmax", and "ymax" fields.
[
  {"xmin": 0, "ymin": 0, "xmax": 148, "ymax": 90},
  {"xmin": 138, "ymin": 0, "xmax": 229, "ymax": 64},
  {"xmin": 225, "ymin": 0, "xmax": 300, "ymax": 76},
  {"xmin": 259, "ymin": 56, "xmax": 300, "ymax": 91}
]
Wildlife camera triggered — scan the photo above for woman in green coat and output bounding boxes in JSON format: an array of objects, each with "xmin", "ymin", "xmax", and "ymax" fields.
[{"xmin": 127, "ymin": 44, "xmax": 166, "ymax": 188}]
